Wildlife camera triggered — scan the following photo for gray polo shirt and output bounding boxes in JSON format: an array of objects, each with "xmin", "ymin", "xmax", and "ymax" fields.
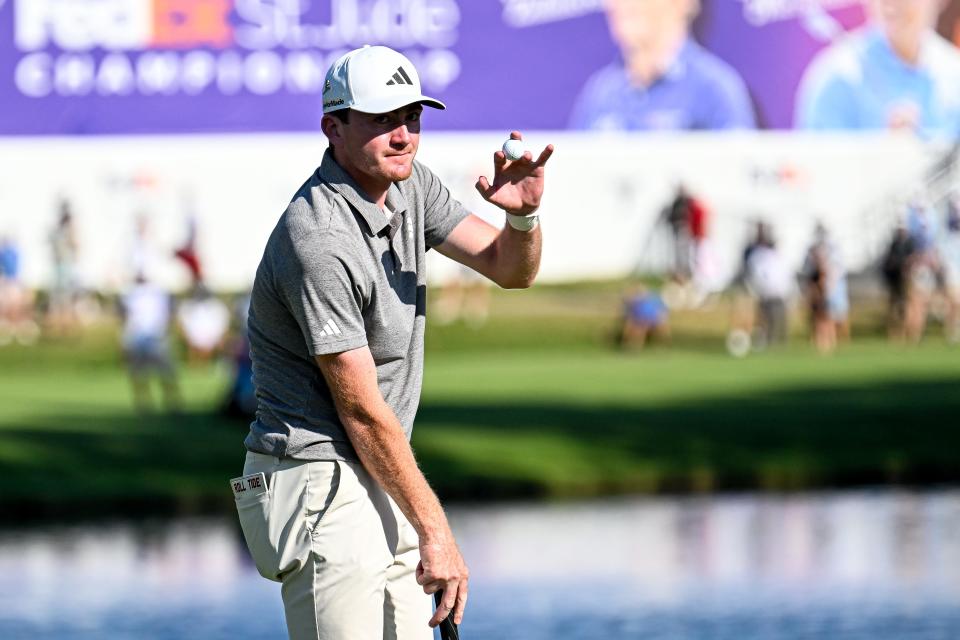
[{"xmin": 244, "ymin": 149, "xmax": 468, "ymax": 461}]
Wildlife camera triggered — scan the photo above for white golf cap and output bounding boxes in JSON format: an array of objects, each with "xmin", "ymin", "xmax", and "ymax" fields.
[{"xmin": 322, "ymin": 45, "xmax": 446, "ymax": 115}]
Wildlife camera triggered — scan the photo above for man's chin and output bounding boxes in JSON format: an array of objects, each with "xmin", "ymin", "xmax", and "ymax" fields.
[{"xmin": 384, "ymin": 158, "xmax": 414, "ymax": 181}]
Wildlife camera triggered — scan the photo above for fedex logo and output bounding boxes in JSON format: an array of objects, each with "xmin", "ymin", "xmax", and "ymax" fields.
[
  {"xmin": 10, "ymin": 0, "xmax": 462, "ymax": 99},
  {"xmin": 14, "ymin": 0, "xmax": 234, "ymax": 51}
]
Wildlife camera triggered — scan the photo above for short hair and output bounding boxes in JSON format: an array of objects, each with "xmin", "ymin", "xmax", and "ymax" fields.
[
  {"xmin": 329, "ymin": 109, "xmax": 350, "ymax": 124},
  {"xmin": 325, "ymin": 109, "xmax": 350, "ymax": 152}
]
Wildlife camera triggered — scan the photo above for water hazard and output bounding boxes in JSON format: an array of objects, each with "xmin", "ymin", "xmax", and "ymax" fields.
[{"xmin": 1, "ymin": 490, "xmax": 958, "ymax": 639}]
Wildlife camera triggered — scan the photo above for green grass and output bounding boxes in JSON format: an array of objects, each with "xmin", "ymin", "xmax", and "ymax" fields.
[
  {"xmin": 1, "ymin": 283, "xmax": 959, "ymax": 517},
  {"xmin": 416, "ymin": 343, "xmax": 960, "ymax": 497}
]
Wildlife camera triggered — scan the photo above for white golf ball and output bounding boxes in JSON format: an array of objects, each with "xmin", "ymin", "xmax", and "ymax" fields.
[{"xmin": 502, "ymin": 139, "xmax": 525, "ymax": 161}]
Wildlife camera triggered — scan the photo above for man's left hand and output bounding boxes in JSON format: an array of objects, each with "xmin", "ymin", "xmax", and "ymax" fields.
[
  {"xmin": 476, "ymin": 131, "xmax": 554, "ymax": 217},
  {"xmin": 416, "ymin": 534, "xmax": 469, "ymax": 628}
]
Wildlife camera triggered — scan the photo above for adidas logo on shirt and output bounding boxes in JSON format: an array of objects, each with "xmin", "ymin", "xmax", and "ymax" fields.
[
  {"xmin": 385, "ymin": 67, "xmax": 414, "ymax": 86},
  {"xmin": 318, "ymin": 318, "xmax": 342, "ymax": 338}
]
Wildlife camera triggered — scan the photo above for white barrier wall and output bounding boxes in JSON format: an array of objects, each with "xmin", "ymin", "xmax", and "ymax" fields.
[{"xmin": 0, "ymin": 132, "xmax": 939, "ymax": 292}]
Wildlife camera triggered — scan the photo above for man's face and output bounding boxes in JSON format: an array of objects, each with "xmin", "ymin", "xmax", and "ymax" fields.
[
  {"xmin": 868, "ymin": 0, "xmax": 942, "ymax": 42},
  {"xmin": 326, "ymin": 104, "xmax": 423, "ymax": 186},
  {"xmin": 605, "ymin": 0, "xmax": 694, "ymax": 52}
]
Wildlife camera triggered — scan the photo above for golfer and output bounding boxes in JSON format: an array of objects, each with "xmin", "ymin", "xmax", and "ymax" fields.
[{"xmin": 231, "ymin": 45, "xmax": 553, "ymax": 639}]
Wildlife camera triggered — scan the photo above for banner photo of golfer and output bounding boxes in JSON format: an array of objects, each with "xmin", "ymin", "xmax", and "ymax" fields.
[{"xmin": 1, "ymin": 0, "xmax": 959, "ymax": 135}]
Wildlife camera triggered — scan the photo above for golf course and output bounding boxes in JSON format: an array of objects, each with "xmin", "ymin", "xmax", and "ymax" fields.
[{"xmin": 1, "ymin": 283, "xmax": 959, "ymax": 519}]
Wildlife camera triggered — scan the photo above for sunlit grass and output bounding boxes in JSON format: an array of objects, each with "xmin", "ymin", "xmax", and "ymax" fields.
[{"xmin": 1, "ymin": 284, "xmax": 958, "ymax": 514}]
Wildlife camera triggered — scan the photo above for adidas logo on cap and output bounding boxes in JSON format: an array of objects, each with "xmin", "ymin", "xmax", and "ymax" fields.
[{"xmin": 386, "ymin": 67, "xmax": 414, "ymax": 86}]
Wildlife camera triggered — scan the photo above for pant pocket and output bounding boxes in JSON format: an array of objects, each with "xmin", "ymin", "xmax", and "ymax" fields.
[
  {"xmin": 305, "ymin": 460, "xmax": 344, "ymax": 536},
  {"xmin": 236, "ymin": 490, "xmax": 282, "ymax": 581}
]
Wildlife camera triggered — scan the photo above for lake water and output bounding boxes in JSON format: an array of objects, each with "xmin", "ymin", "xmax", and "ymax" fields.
[{"xmin": 1, "ymin": 490, "xmax": 959, "ymax": 639}]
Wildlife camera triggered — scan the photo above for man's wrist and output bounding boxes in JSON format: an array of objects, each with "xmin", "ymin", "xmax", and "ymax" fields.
[
  {"xmin": 419, "ymin": 522, "xmax": 454, "ymax": 545},
  {"xmin": 506, "ymin": 211, "xmax": 539, "ymax": 232}
]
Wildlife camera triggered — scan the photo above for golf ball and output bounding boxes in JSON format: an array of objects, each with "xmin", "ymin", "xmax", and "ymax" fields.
[{"xmin": 502, "ymin": 139, "xmax": 525, "ymax": 161}]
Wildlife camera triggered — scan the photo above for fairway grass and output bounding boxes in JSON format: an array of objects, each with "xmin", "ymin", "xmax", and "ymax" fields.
[
  {"xmin": 416, "ymin": 342, "xmax": 960, "ymax": 497},
  {"xmin": 1, "ymin": 287, "xmax": 959, "ymax": 517}
]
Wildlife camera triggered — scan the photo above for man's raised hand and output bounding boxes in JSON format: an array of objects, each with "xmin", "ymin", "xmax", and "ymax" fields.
[{"xmin": 476, "ymin": 131, "xmax": 554, "ymax": 217}]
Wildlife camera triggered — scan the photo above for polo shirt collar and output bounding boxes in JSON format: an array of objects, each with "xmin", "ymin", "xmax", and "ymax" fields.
[{"xmin": 318, "ymin": 149, "xmax": 410, "ymax": 236}]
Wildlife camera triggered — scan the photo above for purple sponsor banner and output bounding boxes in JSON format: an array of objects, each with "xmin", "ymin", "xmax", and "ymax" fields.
[
  {"xmin": 0, "ymin": 0, "xmax": 615, "ymax": 135},
  {"xmin": 695, "ymin": 1, "xmax": 867, "ymax": 129},
  {"xmin": 0, "ymin": 0, "xmax": 915, "ymax": 136}
]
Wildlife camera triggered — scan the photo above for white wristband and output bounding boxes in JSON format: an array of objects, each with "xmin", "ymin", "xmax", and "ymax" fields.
[{"xmin": 506, "ymin": 212, "xmax": 539, "ymax": 232}]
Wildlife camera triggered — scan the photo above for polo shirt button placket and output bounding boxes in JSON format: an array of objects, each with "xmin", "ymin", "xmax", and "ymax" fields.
[{"xmin": 386, "ymin": 210, "xmax": 405, "ymax": 272}]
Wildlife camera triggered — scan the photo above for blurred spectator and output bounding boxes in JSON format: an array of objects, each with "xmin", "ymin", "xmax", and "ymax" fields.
[
  {"xmin": 664, "ymin": 185, "xmax": 694, "ymax": 280},
  {"xmin": 685, "ymin": 190, "xmax": 723, "ymax": 299},
  {"xmin": 47, "ymin": 199, "xmax": 80, "ymax": 335},
  {"xmin": 433, "ymin": 177, "xmax": 496, "ymax": 327},
  {"xmin": 221, "ymin": 292, "xmax": 256, "ymax": 419},
  {"xmin": 657, "ymin": 185, "xmax": 721, "ymax": 309},
  {"xmin": 940, "ymin": 195, "xmax": 960, "ymax": 342},
  {"xmin": 906, "ymin": 194, "xmax": 937, "ymax": 252},
  {"xmin": 726, "ymin": 221, "xmax": 768, "ymax": 357},
  {"xmin": 0, "ymin": 235, "xmax": 38, "ymax": 346},
  {"xmin": 882, "ymin": 223, "xmax": 916, "ymax": 339},
  {"xmin": 616, "ymin": 284, "xmax": 671, "ymax": 350},
  {"xmin": 569, "ymin": 0, "xmax": 755, "ymax": 131},
  {"xmin": 904, "ymin": 248, "xmax": 938, "ymax": 343},
  {"xmin": 119, "ymin": 274, "xmax": 181, "ymax": 414},
  {"xmin": 796, "ymin": 0, "xmax": 960, "ymax": 137},
  {"xmin": 174, "ymin": 191, "xmax": 204, "ymax": 285},
  {"xmin": 688, "ymin": 191, "xmax": 708, "ymax": 259},
  {"xmin": 745, "ymin": 227, "xmax": 792, "ymax": 348},
  {"xmin": 129, "ymin": 213, "xmax": 164, "ymax": 287},
  {"xmin": 433, "ymin": 264, "xmax": 491, "ymax": 328},
  {"xmin": 801, "ymin": 223, "xmax": 850, "ymax": 354},
  {"xmin": 177, "ymin": 283, "xmax": 230, "ymax": 364},
  {"xmin": 903, "ymin": 195, "xmax": 941, "ymax": 342}
]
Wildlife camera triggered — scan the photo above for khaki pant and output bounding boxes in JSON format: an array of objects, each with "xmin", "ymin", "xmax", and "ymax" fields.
[{"xmin": 233, "ymin": 452, "xmax": 432, "ymax": 640}]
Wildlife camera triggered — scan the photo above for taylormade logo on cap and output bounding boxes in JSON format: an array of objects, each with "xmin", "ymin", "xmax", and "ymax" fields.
[{"xmin": 322, "ymin": 45, "xmax": 446, "ymax": 115}]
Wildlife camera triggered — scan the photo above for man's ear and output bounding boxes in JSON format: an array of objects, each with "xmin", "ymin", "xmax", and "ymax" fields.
[{"xmin": 321, "ymin": 114, "xmax": 342, "ymax": 143}]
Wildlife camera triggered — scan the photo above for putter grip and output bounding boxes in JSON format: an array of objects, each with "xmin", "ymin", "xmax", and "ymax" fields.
[{"xmin": 434, "ymin": 590, "xmax": 461, "ymax": 640}]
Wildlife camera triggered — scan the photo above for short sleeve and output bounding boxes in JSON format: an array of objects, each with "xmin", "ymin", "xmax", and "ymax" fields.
[
  {"xmin": 417, "ymin": 163, "xmax": 469, "ymax": 248},
  {"xmin": 274, "ymin": 206, "xmax": 368, "ymax": 356}
]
